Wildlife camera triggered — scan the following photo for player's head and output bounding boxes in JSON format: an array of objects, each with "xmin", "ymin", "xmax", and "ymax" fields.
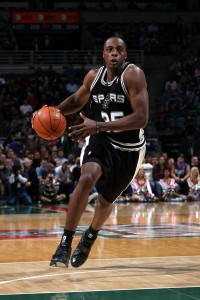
[
  {"xmin": 103, "ymin": 37, "xmax": 127, "ymax": 69},
  {"xmin": 103, "ymin": 36, "xmax": 127, "ymax": 50}
]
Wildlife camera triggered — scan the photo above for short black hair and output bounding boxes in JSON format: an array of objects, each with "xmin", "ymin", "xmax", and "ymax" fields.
[{"xmin": 103, "ymin": 36, "xmax": 127, "ymax": 50}]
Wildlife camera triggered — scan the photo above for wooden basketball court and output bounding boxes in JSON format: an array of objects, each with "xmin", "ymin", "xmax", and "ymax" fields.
[{"xmin": 0, "ymin": 201, "xmax": 200, "ymax": 299}]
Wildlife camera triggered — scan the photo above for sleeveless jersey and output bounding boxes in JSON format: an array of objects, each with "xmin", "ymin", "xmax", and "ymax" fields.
[
  {"xmin": 174, "ymin": 162, "xmax": 188, "ymax": 178},
  {"xmin": 84, "ymin": 62, "xmax": 146, "ymax": 151}
]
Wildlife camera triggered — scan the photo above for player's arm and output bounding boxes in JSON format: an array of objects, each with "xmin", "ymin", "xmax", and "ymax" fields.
[
  {"xmin": 56, "ymin": 69, "xmax": 98, "ymax": 115},
  {"xmin": 182, "ymin": 165, "xmax": 190, "ymax": 181},
  {"xmin": 98, "ymin": 65, "xmax": 149, "ymax": 132},
  {"xmin": 171, "ymin": 166, "xmax": 179, "ymax": 181}
]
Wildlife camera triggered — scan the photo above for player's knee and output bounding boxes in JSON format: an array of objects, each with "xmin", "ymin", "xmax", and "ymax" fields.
[
  {"xmin": 79, "ymin": 173, "xmax": 97, "ymax": 190},
  {"xmin": 98, "ymin": 195, "xmax": 112, "ymax": 208}
]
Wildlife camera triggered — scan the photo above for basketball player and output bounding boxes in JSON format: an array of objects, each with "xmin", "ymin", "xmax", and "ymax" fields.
[{"xmin": 49, "ymin": 37, "xmax": 149, "ymax": 267}]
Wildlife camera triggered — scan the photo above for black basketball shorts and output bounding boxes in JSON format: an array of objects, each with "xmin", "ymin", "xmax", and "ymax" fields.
[{"xmin": 81, "ymin": 134, "xmax": 146, "ymax": 203}]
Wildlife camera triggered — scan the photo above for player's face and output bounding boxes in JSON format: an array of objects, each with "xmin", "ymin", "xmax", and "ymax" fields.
[{"xmin": 103, "ymin": 38, "xmax": 127, "ymax": 70}]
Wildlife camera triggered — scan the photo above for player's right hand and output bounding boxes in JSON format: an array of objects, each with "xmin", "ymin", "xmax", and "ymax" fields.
[{"xmin": 68, "ymin": 112, "xmax": 97, "ymax": 141}]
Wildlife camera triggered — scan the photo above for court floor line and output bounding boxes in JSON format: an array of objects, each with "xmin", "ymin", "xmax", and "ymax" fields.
[
  {"xmin": 0, "ymin": 256, "xmax": 200, "ymax": 287},
  {"xmin": 0, "ymin": 266, "xmax": 155, "ymax": 285},
  {"xmin": 1, "ymin": 254, "xmax": 200, "ymax": 265}
]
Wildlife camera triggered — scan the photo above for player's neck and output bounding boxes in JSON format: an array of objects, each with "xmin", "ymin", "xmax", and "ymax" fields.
[{"xmin": 106, "ymin": 62, "xmax": 126, "ymax": 82}]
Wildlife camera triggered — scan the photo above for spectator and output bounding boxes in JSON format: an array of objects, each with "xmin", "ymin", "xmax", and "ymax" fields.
[
  {"xmin": 9, "ymin": 137, "xmax": 25, "ymax": 157},
  {"xmin": 152, "ymin": 156, "xmax": 167, "ymax": 198},
  {"xmin": 38, "ymin": 145, "xmax": 50, "ymax": 160},
  {"xmin": 19, "ymin": 99, "xmax": 33, "ymax": 116},
  {"xmin": 55, "ymin": 161, "xmax": 73, "ymax": 202},
  {"xmin": 162, "ymin": 152, "xmax": 168, "ymax": 163},
  {"xmin": 0, "ymin": 157, "xmax": 12, "ymax": 198},
  {"xmin": 141, "ymin": 156, "xmax": 153, "ymax": 182},
  {"xmin": 165, "ymin": 76, "xmax": 178, "ymax": 91},
  {"xmin": 67, "ymin": 153, "xmax": 76, "ymax": 167},
  {"xmin": 38, "ymin": 162, "xmax": 55, "ymax": 183},
  {"xmin": 22, "ymin": 158, "xmax": 39, "ymax": 202},
  {"xmin": 151, "ymin": 156, "xmax": 159, "ymax": 167},
  {"xmin": 40, "ymin": 173, "xmax": 66, "ymax": 203},
  {"xmin": 167, "ymin": 157, "xmax": 175, "ymax": 170},
  {"xmin": 55, "ymin": 149, "xmax": 68, "ymax": 165},
  {"xmin": 32, "ymin": 151, "xmax": 41, "ymax": 169},
  {"xmin": 65, "ymin": 77, "xmax": 79, "ymax": 96},
  {"xmin": 57, "ymin": 132, "xmax": 73, "ymax": 158},
  {"xmin": 51, "ymin": 151, "xmax": 59, "ymax": 166},
  {"xmin": 7, "ymin": 164, "xmax": 32, "ymax": 205},
  {"xmin": 141, "ymin": 156, "xmax": 155, "ymax": 193},
  {"xmin": 159, "ymin": 167, "xmax": 180, "ymax": 201},
  {"xmin": 0, "ymin": 74, "xmax": 6, "ymax": 86},
  {"xmin": 190, "ymin": 156, "xmax": 200, "ymax": 170},
  {"xmin": 130, "ymin": 168, "xmax": 156, "ymax": 202},
  {"xmin": 171, "ymin": 153, "xmax": 190, "ymax": 196},
  {"xmin": 187, "ymin": 167, "xmax": 200, "ymax": 201}
]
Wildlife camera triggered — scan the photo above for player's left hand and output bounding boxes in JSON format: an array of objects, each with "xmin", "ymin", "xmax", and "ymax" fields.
[{"xmin": 68, "ymin": 112, "xmax": 97, "ymax": 141}]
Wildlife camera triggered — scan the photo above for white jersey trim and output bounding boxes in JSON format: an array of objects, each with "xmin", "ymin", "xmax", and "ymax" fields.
[
  {"xmin": 90, "ymin": 66, "xmax": 104, "ymax": 91},
  {"xmin": 121, "ymin": 63, "xmax": 135, "ymax": 101},
  {"xmin": 109, "ymin": 137, "xmax": 146, "ymax": 151}
]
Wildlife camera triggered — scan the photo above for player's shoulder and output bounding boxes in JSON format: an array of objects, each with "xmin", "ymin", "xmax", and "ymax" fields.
[
  {"xmin": 83, "ymin": 68, "xmax": 101, "ymax": 86},
  {"xmin": 125, "ymin": 63, "xmax": 143, "ymax": 75},
  {"xmin": 87, "ymin": 68, "xmax": 100, "ymax": 78},
  {"xmin": 124, "ymin": 63, "xmax": 146, "ymax": 83}
]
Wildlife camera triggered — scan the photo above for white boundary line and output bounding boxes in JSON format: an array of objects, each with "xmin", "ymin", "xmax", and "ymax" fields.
[
  {"xmin": 0, "ymin": 255, "xmax": 200, "ymax": 265},
  {"xmin": 0, "ymin": 256, "xmax": 200, "ymax": 288},
  {"xmin": 0, "ymin": 267, "xmax": 149, "ymax": 285}
]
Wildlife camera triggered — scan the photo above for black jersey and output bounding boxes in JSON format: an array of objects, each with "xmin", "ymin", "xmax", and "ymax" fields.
[{"xmin": 85, "ymin": 62, "xmax": 146, "ymax": 151}]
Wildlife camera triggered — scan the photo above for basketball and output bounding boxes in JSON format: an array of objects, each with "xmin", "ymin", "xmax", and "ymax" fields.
[{"xmin": 32, "ymin": 106, "xmax": 66, "ymax": 140}]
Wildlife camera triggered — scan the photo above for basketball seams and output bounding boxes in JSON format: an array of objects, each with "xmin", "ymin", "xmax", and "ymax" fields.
[
  {"xmin": 33, "ymin": 106, "xmax": 66, "ymax": 140},
  {"xmin": 48, "ymin": 106, "xmax": 54, "ymax": 132},
  {"xmin": 52, "ymin": 108, "xmax": 62, "ymax": 133},
  {"xmin": 49, "ymin": 107, "xmax": 63, "ymax": 133},
  {"xmin": 36, "ymin": 110, "xmax": 52, "ymax": 134},
  {"xmin": 34, "ymin": 128, "xmax": 52, "ymax": 140}
]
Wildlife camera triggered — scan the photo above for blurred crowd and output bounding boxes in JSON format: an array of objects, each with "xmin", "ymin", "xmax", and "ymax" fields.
[
  {"xmin": 117, "ymin": 152, "xmax": 200, "ymax": 203},
  {"xmin": 0, "ymin": 144, "xmax": 98, "ymax": 206},
  {"xmin": 0, "ymin": 139, "xmax": 200, "ymax": 206},
  {"xmin": 0, "ymin": 63, "xmax": 97, "ymax": 206},
  {"xmin": 153, "ymin": 47, "xmax": 200, "ymax": 158},
  {"xmin": 0, "ymin": 64, "xmax": 86, "ymax": 136},
  {"xmin": 156, "ymin": 49, "xmax": 200, "ymax": 120}
]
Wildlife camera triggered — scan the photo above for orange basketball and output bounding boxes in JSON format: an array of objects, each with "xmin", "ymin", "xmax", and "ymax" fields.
[{"xmin": 32, "ymin": 106, "xmax": 66, "ymax": 140}]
